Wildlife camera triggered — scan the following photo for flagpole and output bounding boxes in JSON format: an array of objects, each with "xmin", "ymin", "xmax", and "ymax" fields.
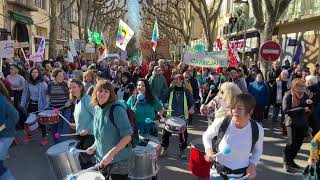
[{"xmin": 0, "ymin": 58, "xmax": 2, "ymax": 73}]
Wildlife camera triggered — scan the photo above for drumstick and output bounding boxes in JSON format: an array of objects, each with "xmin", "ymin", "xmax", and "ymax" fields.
[
  {"xmin": 69, "ymin": 147, "xmax": 87, "ymax": 154},
  {"xmin": 210, "ymin": 146, "xmax": 231, "ymax": 158},
  {"xmin": 66, "ymin": 164, "xmax": 100, "ymax": 179},
  {"xmin": 164, "ymin": 109, "xmax": 174, "ymax": 112},
  {"xmin": 54, "ymin": 133, "xmax": 78, "ymax": 139},
  {"xmin": 58, "ymin": 113, "xmax": 72, "ymax": 126}
]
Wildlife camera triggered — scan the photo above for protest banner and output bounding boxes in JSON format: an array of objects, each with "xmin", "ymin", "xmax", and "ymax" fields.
[
  {"xmin": 183, "ymin": 50, "xmax": 229, "ymax": 68},
  {"xmin": 0, "ymin": 40, "xmax": 14, "ymax": 73}
]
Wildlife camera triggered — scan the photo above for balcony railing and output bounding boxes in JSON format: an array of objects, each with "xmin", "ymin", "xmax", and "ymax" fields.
[
  {"xmin": 7, "ymin": 0, "xmax": 38, "ymax": 11},
  {"xmin": 223, "ymin": 17, "xmax": 255, "ymax": 35},
  {"xmin": 280, "ymin": 0, "xmax": 320, "ymax": 21}
]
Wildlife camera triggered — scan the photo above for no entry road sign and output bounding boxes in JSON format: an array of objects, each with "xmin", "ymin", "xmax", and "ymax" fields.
[{"xmin": 259, "ymin": 41, "xmax": 281, "ymax": 62}]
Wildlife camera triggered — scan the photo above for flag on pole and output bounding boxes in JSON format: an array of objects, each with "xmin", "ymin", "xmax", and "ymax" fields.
[
  {"xmin": 88, "ymin": 29, "xmax": 102, "ymax": 44},
  {"xmin": 116, "ymin": 19, "xmax": 134, "ymax": 51},
  {"xmin": 30, "ymin": 37, "xmax": 45, "ymax": 62},
  {"xmin": 98, "ymin": 32, "xmax": 108, "ymax": 61},
  {"xmin": 227, "ymin": 41, "xmax": 239, "ymax": 67},
  {"xmin": 88, "ymin": 28, "xmax": 93, "ymax": 42},
  {"xmin": 68, "ymin": 39, "xmax": 77, "ymax": 57},
  {"xmin": 293, "ymin": 41, "xmax": 303, "ymax": 64},
  {"xmin": 67, "ymin": 50, "xmax": 74, "ymax": 63},
  {"xmin": 151, "ymin": 20, "xmax": 159, "ymax": 51}
]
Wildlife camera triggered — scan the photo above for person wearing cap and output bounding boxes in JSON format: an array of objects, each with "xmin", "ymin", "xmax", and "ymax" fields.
[{"xmin": 160, "ymin": 74, "xmax": 195, "ymax": 159}]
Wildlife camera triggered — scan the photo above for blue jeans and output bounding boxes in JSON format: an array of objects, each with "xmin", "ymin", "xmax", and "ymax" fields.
[
  {"xmin": 271, "ymin": 105, "xmax": 284, "ymax": 124},
  {"xmin": 51, "ymin": 107, "xmax": 72, "ymax": 143},
  {"xmin": 0, "ymin": 137, "xmax": 15, "ymax": 180}
]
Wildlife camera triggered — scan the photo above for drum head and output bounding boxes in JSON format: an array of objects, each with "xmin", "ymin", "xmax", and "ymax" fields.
[
  {"xmin": 26, "ymin": 113, "xmax": 37, "ymax": 124},
  {"xmin": 39, "ymin": 110, "xmax": 54, "ymax": 116},
  {"xmin": 166, "ymin": 116, "xmax": 186, "ymax": 127},
  {"xmin": 76, "ymin": 171, "xmax": 104, "ymax": 180},
  {"xmin": 46, "ymin": 140, "xmax": 78, "ymax": 155}
]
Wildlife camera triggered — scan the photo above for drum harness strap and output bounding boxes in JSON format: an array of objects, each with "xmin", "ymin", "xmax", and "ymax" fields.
[
  {"xmin": 213, "ymin": 161, "xmax": 247, "ymax": 180},
  {"xmin": 167, "ymin": 89, "xmax": 189, "ymax": 142}
]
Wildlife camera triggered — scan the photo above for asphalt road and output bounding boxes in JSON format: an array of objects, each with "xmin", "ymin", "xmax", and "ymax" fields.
[{"xmin": 6, "ymin": 114, "xmax": 308, "ymax": 180}]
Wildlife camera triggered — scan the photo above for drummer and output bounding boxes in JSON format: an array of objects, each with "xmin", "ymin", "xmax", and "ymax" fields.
[
  {"xmin": 20, "ymin": 67, "xmax": 49, "ymax": 145},
  {"xmin": 47, "ymin": 69, "xmax": 73, "ymax": 143},
  {"xmin": 126, "ymin": 78, "xmax": 164, "ymax": 137},
  {"xmin": 68, "ymin": 79, "xmax": 95, "ymax": 169},
  {"xmin": 87, "ymin": 80, "xmax": 133, "ymax": 180},
  {"xmin": 203, "ymin": 93, "xmax": 264, "ymax": 179},
  {"xmin": 160, "ymin": 74, "xmax": 195, "ymax": 159}
]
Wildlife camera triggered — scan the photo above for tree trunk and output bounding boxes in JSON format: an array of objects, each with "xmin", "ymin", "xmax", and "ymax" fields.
[
  {"xmin": 77, "ymin": 0, "xmax": 82, "ymax": 39},
  {"xmin": 258, "ymin": 20, "xmax": 276, "ymax": 78},
  {"xmin": 49, "ymin": 0, "xmax": 58, "ymax": 59}
]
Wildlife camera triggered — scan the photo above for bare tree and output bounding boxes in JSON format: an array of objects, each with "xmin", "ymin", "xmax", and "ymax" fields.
[
  {"xmin": 76, "ymin": 0, "xmax": 127, "ymax": 40},
  {"xmin": 141, "ymin": 11, "xmax": 180, "ymax": 45},
  {"xmin": 49, "ymin": 0, "xmax": 77, "ymax": 58},
  {"xmin": 141, "ymin": 0, "xmax": 193, "ymax": 46},
  {"xmin": 249, "ymin": 0, "xmax": 293, "ymax": 74},
  {"xmin": 187, "ymin": 0, "xmax": 223, "ymax": 51}
]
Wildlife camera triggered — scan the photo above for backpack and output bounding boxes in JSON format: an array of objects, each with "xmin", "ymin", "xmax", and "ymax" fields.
[
  {"xmin": 109, "ymin": 104, "xmax": 138, "ymax": 147},
  {"xmin": 215, "ymin": 116, "xmax": 259, "ymax": 153}
]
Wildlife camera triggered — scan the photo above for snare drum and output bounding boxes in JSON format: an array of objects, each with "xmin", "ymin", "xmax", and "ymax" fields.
[
  {"xmin": 164, "ymin": 116, "xmax": 186, "ymax": 133},
  {"xmin": 38, "ymin": 110, "xmax": 60, "ymax": 124},
  {"xmin": 66, "ymin": 171, "xmax": 104, "ymax": 180},
  {"xmin": 25, "ymin": 113, "xmax": 39, "ymax": 131}
]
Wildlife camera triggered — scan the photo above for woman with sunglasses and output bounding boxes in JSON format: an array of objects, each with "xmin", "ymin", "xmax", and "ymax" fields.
[{"xmin": 283, "ymin": 78, "xmax": 313, "ymax": 173}]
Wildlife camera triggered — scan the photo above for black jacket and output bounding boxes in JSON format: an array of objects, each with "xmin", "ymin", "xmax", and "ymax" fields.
[
  {"xmin": 267, "ymin": 68, "xmax": 281, "ymax": 85},
  {"xmin": 282, "ymin": 92, "xmax": 311, "ymax": 127},
  {"xmin": 270, "ymin": 80, "xmax": 288, "ymax": 106}
]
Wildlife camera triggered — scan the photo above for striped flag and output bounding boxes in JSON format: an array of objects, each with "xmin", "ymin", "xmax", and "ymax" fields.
[{"xmin": 151, "ymin": 20, "xmax": 159, "ymax": 51}]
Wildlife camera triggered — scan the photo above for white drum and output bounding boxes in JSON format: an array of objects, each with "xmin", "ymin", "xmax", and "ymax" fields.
[
  {"xmin": 25, "ymin": 113, "xmax": 39, "ymax": 131},
  {"xmin": 70, "ymin": 171, "xmax": 105, "ymax": 180},
  {"xmin": 164, "ymin": 116, "xmax": 186, "ymax": 133},
  {"xmin": 46, "ymin": 140, "xmax": 81, "ymax": 180}
]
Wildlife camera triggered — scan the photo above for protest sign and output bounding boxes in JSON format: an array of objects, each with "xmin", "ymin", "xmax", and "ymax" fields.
[
  {"xmin": 183, "ymin": 50, "xmax": 229, "ymax": 68},
  {"xmin": 0, "ymin": 40, "xmax": 14, "ymax": 73}
]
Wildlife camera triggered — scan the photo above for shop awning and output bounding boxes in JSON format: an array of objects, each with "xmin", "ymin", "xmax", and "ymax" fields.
[{"xmin": 10, "ymin": 11, "xmax": 33, "ymax": 25}]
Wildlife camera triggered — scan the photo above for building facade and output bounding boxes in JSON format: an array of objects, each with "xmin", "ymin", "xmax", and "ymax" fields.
[
  {"xmin": 0, "ymin": 0, "xmax": 84, "ymax": 60},
  {"xmin": 219, "ymin": 0, "xmax": 320, "ymax": 72}
]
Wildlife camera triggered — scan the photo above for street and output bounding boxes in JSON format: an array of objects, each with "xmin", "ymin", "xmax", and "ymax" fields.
[{"xmin": 5, "ymin": 114, "xmax": 308, "ymax": 180}]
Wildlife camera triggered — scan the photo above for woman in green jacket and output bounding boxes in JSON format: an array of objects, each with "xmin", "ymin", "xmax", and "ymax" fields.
[{"xmin": 87, "ymin": 80, "xmax": 132, "ymax": 180}]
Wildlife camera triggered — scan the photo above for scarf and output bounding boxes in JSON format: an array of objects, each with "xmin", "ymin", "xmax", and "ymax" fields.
[{"xmin": 276, "ymin": 80, "xmax": 282, "ymax": 104}]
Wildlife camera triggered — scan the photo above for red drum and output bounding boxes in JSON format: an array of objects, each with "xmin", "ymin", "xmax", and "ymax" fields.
[
  {"xmin": 38, "ymin": 110, "xmax": 60, "ymax": 124},
  {"xmin": 189, "ymin": 138, "xmax": 213, "ymax": 178}
]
